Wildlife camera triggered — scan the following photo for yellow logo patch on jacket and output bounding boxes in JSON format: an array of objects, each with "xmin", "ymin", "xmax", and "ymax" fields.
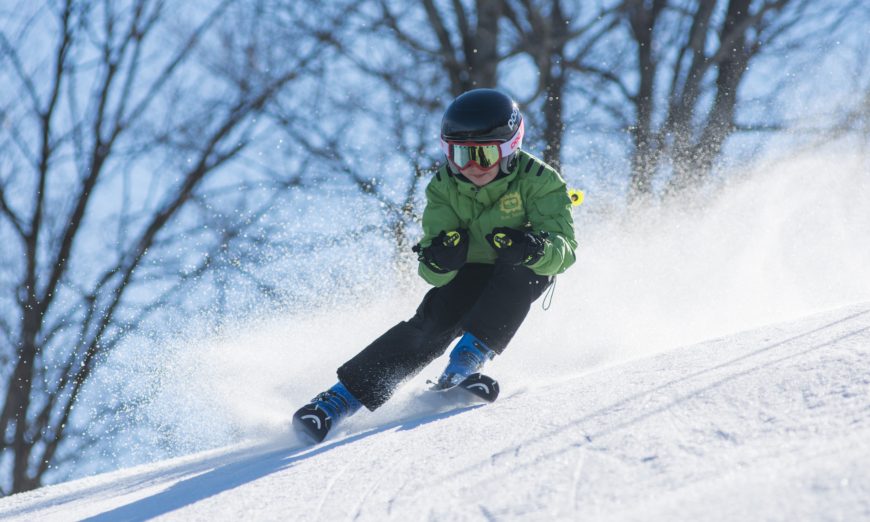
[{"xmin": 499, "ymin": 192, "xmax": 523, "ymax": 216}]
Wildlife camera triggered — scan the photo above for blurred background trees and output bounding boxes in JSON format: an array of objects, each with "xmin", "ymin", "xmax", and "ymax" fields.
[
  {"xmin": 1, "ymin": 0, "xmax": 867, "ymax": 493},
  {"xmin": 0, "ymin": 0, "xmax": 331, "ymax": 493}
]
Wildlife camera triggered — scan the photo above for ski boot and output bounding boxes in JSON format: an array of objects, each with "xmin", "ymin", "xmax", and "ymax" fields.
[
  {"xmin": 292, "ymin": 381, "xmax": 362, "ymax": 443},
  {"xmin": 432, "ymin": 332, "xmax": 496, "ymax": 391}
]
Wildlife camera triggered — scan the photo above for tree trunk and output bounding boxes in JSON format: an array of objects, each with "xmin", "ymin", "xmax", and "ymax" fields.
[
  {"xmin": 627, "ymin": 0, "xmax": 665, "ymax": 201},
  {"xmin": 667, "ymin": 0, "xmax": 752, "ymax": 194},
  {"xmin": 469, "ymin": 0, "xmax": 502, "ymax": 89}
]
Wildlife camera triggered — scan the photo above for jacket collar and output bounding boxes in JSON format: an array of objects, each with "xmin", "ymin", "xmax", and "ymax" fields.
[{"xmin": 451, "ymin": 160, "xmax": 520, "ymax": 205}]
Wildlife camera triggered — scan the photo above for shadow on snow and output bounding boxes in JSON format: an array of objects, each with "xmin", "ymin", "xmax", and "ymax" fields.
[{"xmin": 78, "ymin": 405, "xmax": 482, "ymax": 521}]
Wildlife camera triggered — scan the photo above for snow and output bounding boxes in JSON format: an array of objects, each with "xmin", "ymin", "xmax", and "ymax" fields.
[{"xmin": 2, "ymin": 303, "xmax": 869, "ymax": 521}]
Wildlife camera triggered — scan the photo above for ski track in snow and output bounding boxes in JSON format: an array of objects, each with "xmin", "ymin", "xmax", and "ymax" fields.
[{"xmin": 2, "ymin": 304, "xmax": 870, "ymax": 521}]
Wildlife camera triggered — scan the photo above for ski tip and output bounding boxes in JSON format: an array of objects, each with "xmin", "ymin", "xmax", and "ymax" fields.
[
  {"xmin": 292, "ymin": 405, "xmax": 331, "ymax": 444},
  {"xmin": 460, "ymin": 373, "xmax": 499, "ymax": 402}
]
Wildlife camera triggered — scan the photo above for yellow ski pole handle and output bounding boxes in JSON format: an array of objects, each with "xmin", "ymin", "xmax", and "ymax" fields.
[
  {"xmin": 443, "ymin": 230, "xmax": 462, "ymax": 247},
  {"xmin": 568, "ymin": 188, "xmax": 584, "ymax": 207},
  {"xmin": 568, "ymin": 189, "xmax": 584, "ymax": 207},
  {"xmin": 492, "ymin": 232, "xmax": 513, "ymax": 248}
]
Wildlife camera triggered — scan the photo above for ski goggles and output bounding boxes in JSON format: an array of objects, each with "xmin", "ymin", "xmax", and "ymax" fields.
[{"xmin": 440, "ymin": 119, "xmax": 524, "ymax": 170}]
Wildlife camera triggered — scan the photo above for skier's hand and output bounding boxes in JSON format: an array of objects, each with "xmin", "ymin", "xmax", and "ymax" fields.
[
  {"xmin": 486, "ymin": 227, "xmax": 547, "ymax": 266},
  {"xmin": 413, "ymin": 229, "xmax": 469, "ymax": 273}
]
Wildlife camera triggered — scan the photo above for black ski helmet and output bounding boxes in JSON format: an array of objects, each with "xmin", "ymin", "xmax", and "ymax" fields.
[
  {"xmin": 440, "ymin": 89, "xmax": 524, "ymax": 172},
  {"xmin": 441, "ymin": 89, "xmax": 523, "ymax": 143}
]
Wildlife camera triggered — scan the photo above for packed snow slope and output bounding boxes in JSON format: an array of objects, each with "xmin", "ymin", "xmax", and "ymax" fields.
[{"xmin": 2, "ymin": 303, "xmax": 869, "ymax": 521}]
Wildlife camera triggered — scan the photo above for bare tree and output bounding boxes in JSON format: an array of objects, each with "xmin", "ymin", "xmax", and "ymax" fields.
[
  {"xmin": 263, "ymin": 0, "xmax": 460, "ymax": 273},
  {"xmin": 0, "ymin": 0, "xmax": 321, "ymax": 494},
  {"xmin": 356, "ymin": 1, "xmax": 619, "ymax": 177},
  {"xmin": 501, "ymin": 1, "xmax": 620, "ymax": 170},
  {"xmin": 403, "ymin": 0, "xmax": 504, "ymax": 94},
  {"xmin": 282, "ymin": 0, "xmax": 866, "ymax": 232},
  {"xmin": 282, "ymin": 0, "xmax": 612, "ymax": 272},
  {"xmin": 565, "ymin": 0, "xmax": 862, "ymax": 201},
  {"xmin": 271, "ymin": 0, "xmax": 535, "ymax": 274}
]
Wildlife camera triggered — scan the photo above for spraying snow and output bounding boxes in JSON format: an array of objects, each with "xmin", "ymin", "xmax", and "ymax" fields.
[{"xmin": 89, "ymin": 149, "xmax": 870, "ymax": 476}]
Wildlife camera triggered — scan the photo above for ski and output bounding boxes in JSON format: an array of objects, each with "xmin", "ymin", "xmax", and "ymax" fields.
[{"xmin": 292, "ymin": 404, "xmax": 332, "ymax": 443}]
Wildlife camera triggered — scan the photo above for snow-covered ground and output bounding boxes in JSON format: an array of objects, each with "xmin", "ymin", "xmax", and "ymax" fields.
[{"xmin": 2, "ymin": 303, "xmax": 868, "ymax": 521}]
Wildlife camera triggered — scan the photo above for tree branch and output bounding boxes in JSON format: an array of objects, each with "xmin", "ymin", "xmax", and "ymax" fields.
[{"xmin": 0, "ymin": 180, "xmax": 26, "ymax": 240}]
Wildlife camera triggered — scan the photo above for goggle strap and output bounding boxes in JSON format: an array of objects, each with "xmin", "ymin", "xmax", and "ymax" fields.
[
  {"xmin": 499, "ymin": 119, "xmax": 524, "ymax": 157},
  {"xmin": 440, "ymin": 138, "xmax": 451, "ymax": 158}
]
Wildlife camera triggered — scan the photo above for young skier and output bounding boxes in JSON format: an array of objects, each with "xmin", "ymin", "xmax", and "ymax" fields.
[{"xmin": 293, "ymin": 88, "xmax": 577, "ymax": 442}]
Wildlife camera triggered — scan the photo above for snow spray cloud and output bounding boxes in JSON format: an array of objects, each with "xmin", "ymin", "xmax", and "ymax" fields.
[
  {"xmin": 502, "ymin": 149, "xmax": 870, "ymax": 383},
  {"xmin": 73, "ymin": 184, "xmax": 428, "ymax": 469},
  {"xmin": 135, "ymin": 297, "xmax": 423, "ymax": 452},
  {"xmin": 99, "ymin": 148, "xmax": 869, "ymax": 464}
]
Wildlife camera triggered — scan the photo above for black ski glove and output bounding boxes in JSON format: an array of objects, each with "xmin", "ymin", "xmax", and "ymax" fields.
[
  {"xmin": 486, "ymin": 227, "xmax": 548, "ymax": 266},
  {"xmin": 413, "ymin": 229, "xmax": 469, "ymax": 274}
]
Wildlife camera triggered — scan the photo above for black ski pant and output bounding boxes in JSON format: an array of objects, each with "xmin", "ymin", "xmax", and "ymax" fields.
[{"xmin": 337, "ymin": 263, "xmax": 552, "ymax": 410}]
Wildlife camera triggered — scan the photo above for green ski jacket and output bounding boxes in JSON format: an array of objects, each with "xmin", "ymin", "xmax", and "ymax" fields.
[{"xmin": 418, "ymin": 150, "xmax": 577, "ymax": 286}]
